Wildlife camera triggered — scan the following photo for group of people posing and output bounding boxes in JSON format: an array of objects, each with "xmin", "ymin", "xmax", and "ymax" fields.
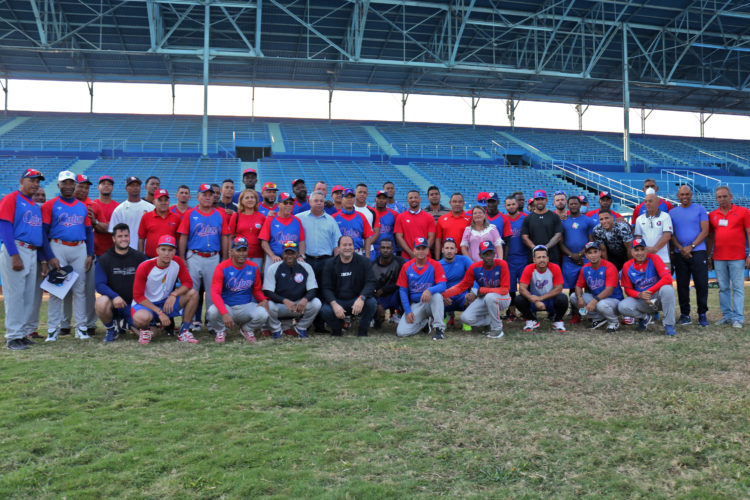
[{"xmin": 1, "ymin": 167, "xmax": 748, "ymax": 350}]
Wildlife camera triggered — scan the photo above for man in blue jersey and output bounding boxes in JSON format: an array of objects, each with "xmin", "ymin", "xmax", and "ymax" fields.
[
  {"xmin": 443, "ymin": 241, "xmax": 511, "ymax": 339},
  {"xmin": 572, "ymin": 242, "xmax": 624, "ymax": 333},
  {"xmin": 0, "ymin": 169, "xmax": 47, "ymax": 349},
  {"xmin": 559, "ymin": 195, "xmax": 596, "ymax": 323},
  {"xmin": 396, "ymin": 237, "xmax": 447, "ymax": 340},
  {"xmin": 371, "ymin": 238, "xmax": 404, "ymax": 329},
  {"xmin": 333, "ymin": 188, "xmax": 375, "ymax": 258},
  {"xmin": 372, "ymin": 190, "xmax": 398, "ymax": 261},
  {"xmin": 504, "ymin": 195, "xmax": 528, "ymax": 320},
  {"xmin": 259, "ymin": 192, "xmax": 306, "ymax": 273},
  {"xmin": 257, "ymin": 182, "xmax": 279, "ymax": 216},
  {"xmin": 383, "ymin": 181, "xmax": 406, "ymax": 214},
  {"xmin": 618, "ymin": 239, "xmax": 677, "ymax": 336},
  {"xmin": 291, "ymin": 178, "xmax": 310, "ymax": 215},
  {"xmin": 439, "ymin": 238, "xmax": 472, "ymax": 329}
]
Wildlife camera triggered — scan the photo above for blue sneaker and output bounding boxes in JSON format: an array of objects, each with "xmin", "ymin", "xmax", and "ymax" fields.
[
  {"xmin": 654, "ymin": 312, "xmax": 660, "ymax": 322},
  {"xmin": 637, "ymin": 314, "xmax": 653, "ymax": 332},
  {"xmin": 665, "ymin": 325, "xmax": 676, "ymax": 336},
  {"xmin": 272, "ymin": 330, "xmax": 283, "ymax": 339},
  {"xmin": 103, "ymin": 328, "xmax": 118, "ymax": 343},
  {"xmin": 698, "ymin": 314, "xmax": 709, "ymax": 327},
  {"xmin": 294, "ymin": 327, "xmax": 309, "ymax": 339},
  {"xmin": 677, "ymin": 314, "xmax": 692, "ymax": 325}
]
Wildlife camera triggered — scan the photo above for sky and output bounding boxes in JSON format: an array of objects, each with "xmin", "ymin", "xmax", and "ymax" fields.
[{"xmin": 4, "ymin": 79, "xmax": 750, "ymax": 140}]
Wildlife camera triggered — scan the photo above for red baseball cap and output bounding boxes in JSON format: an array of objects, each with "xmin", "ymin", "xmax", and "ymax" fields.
[
  {"xmin": 533, "ymin": 189, "xmax": 547, "ymax": 199},
  {"xmin": 98, "ymin": 175, "xmax": 114, "ymax": 184},
  {"xmin": 76, "ymin": 174, "xmax": 92, "ymax": 185},
  {"xmin": 479, "ymin": 241, "xmax": 495, "ymax": 254},
  {"xmin": 278, "ymin": 192, "xmax": 293, "ymax": 203},
  {"xmin": 157, "ymin": 235, "xmax": 177, "ymax": 248},
  {"xmin": 243, "ymin": 167, "xmax": 257, "ymax": 175},
  {"xmin": 21, "ymin": 168, "xmax": 45, "ymax": 181},
  {"xmin": 292, "ymin": 178, "xmax": 305, "ymax": 186},
  {"xmin": 375, "ymin": 190, "xmax": 388, "ymax": 197},
  {"xmin": 262, "ymin": 182, "xmax": 278, "ymax": 192},
  {"xmin": 155, "ymin": 189, "xmax": 169, "ymax": 199},
  {"xmin": 198, "ymin": 183, "xmax": 213, "ymax": 193},
  {"xmin": 331, "ymin": 185, "xmax": 345, "ymax": 193},
  {"xmin": 414, "ymin": 237, "xmax": 429, "ymax": 248}
]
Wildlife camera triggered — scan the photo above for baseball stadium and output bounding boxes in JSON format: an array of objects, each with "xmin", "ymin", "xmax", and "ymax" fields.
[{"xmin": 0, "ymin": 1, "xmax": 748, "ymax": 497}]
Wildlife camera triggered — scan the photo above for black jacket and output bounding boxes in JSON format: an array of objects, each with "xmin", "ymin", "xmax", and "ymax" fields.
[{"xmin": 322, "ymin": 253, "xmax": 376, "ymax": 303}]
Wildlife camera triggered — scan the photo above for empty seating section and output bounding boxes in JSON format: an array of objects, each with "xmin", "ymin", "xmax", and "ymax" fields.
[
  {"xmin": 0, "ymin": 156, "xmax": 77, "ymax": 195},
  {"xmin": 258, "ymin": 159, "xmax": 420, "ymax": 198},
  {"xmin": 278, "ymin": 122, "xmax": 375, "ymax": 156},
  {"xmin": 0, "ymin": 111, "xmax": 748, "ymax": 211},
  {"xmin": 83, "ymin": 157, "xmax": 241, "ymax": 195},
  {"xmin": 377, "ymin": 123, "xmax": 504, "ymax": 159}
]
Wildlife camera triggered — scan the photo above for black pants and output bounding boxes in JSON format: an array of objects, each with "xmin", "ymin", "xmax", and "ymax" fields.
[
  {"xmin": 513, "ymin": 293, "xmax": 568, "ymax": 321},
  {"xmin": 672, "ymin": 250, "xmax": 709, "ymax": 315},
  {"xmin": 306, "ymin": 255, "xmax": 333, "ymax": 327},
  {"xmin": 320, "ymin": 297, "xmax": 377, "ymax": 336}
]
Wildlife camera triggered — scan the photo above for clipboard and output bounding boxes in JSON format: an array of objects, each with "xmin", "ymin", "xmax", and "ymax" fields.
[{"xmin": 40, "ymin": 270, "xmax": 80, "ymax": 300}]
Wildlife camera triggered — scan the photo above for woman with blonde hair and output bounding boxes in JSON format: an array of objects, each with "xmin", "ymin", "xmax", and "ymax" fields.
[
  {"xmin": 461, "ymin": 206, "xmax": 503, "ymax": 261},
  {"xmin": 229, "ymin": 189, "xmax": 266, "ymax": 267}
]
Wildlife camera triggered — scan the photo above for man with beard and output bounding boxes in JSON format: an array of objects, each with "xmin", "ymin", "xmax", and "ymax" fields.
[
  {"xmin": 424, "ymin": 186, "xmax": 449, "ymax": 222},
  {"xmin": 138, "ymin": 189, "xmax": 182, "ymax": 258},
  {"xmin": 439, "ymin": 238, "xmax": 472, "ymax": 329},
  {"xmin": 142, "ymin": 176, "xmax": 160, "ymax": 205},
  {"xmin": 95, "ymin": 223, "xmax": 148, "ymax": 342},
  {"xmin": 552, "ymin": 190, "xmax": 569, "ymax": 221},
  {"xmin": 394, "ymin": 190, "xmax": 436, "ymax": 259},
  {"xmin": 259, "ymin": 192, "xmax": 305, "ymax": 273},
  {"xmin": 484, "ymin": 192, "xmax": 512, "ymax": 244},
  {"xmin": 108, "ymin": 176, "xmax": 153, "ymax": 250},
  {"xmin": 521, "ymin": 190, "xmax": 564, "ymax": 264},
  {"xmin": 232, "ymin": 167, "xmax": 260, "ymax": 204},
  {"xmin": 592, "ymin": 210, "xmax": 633, "ymax": 270},
  {"xmin": 515, "ymin": 245, "xmax": 568, "ymax": 333},
  {"xmin": 504, "ymin": 195, "xmax": 528, "ymax": 320},
  {"xmin": 383, "ymin": 181, "xmax": 406, "ymax": 214},
  {"xmin": 372, "ymin": 190, "xmax": 399, "ymax": 261},
  {"xmin": 170, "ymin": 185, "xmax": 191, "ymax": 216},
  {"xmin": 371, "ymin": 239, "xmax": 405, "ymax": 328},
  {"xmin": 333, "ymin": 188, "xmax": 375, "ymax": 258},
  {"xmin": 572, "ymin": 242, "xmax": 624, "ymax": 333},
  {"xmin": 586, "ymin": 191, "xmax": 622, "ymax": 220},
  {"xmin": 560, "ymin": 195, "xmax": 596, "ymax": 324},
  {"xmin": 91, "ymin": 175, "xmax": 118, "ymax": 257},
  {"xmin": 258, "ymin": 182, "xmax": 279, "ymax": 216},
  {"xmin": 292, "ymin": 178, "xmax": 310, "ymax": 215},
  {"xmin": 434, "ymin": 193, "xmax": 471, "ymax": 260}
]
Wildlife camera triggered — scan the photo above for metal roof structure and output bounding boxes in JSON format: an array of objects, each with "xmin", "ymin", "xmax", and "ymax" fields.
[{"xmin": 1, "ymin": 0, "xmax": 749, "ymax": 116}]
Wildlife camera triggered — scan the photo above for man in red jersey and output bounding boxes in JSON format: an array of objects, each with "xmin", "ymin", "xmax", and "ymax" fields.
[
  {"xmin": 138, "ymin": 189, "xmax": 182, "ymax": 258},
  {"xmin": 394, "ymin": 190, "xmax": 436, "ymax": 259},
  {"xmin": 434, "ymin": 192, "xmax": 471, "ymax": 260}
]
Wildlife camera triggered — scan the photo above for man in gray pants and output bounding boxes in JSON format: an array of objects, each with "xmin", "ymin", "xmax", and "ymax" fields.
[
  {"xmin": 263, "ymin": 240, "xmax": 322, "ymax": 338},
  {"xmin": 43, "ymin": 170, "xmax": 95, "ymax": 342},
  {"xmin": 396, "ymin": 237, "xmax": 447, "ymax": 340},
  {"xmin": 0, "ymin": 168, "xmax": 48, "ymax": 350},
  {"xmin": 618, "ymin": 238, "xmax": 677, "ymax": 336},
  {"xmin": 571, "ymin": 242, "xmax": 624, "ymax": 333}
]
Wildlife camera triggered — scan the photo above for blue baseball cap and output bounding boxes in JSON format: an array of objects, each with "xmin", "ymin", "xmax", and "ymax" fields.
[
  {"xmin": 479, "ymin": 241, "xmax": 495, "ymax": 254},
  {"xmin": 584, "ymin": 241, "xmax": 599, "ymax": 252},
  {"xmin": 413, "ymin": 237, "xmax": 429, "ymax": 249}
]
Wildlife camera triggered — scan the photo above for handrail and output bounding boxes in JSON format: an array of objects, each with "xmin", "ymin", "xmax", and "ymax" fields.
[{"xmin": 545, "ymin": 160, "xmax": 643, "ymax": 207}]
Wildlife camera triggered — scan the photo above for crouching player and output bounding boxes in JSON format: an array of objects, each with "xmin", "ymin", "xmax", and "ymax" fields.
[
  {"xmin": 207, "ymin": 236, "xmax": 269, "ymax": 343},
  {"xmin": 514, "ymin": 245, "xmax": 569, "ymax": 333},
  {"xmin": 618, "ymin": 238, "xmax": 677, "ymax": 336},
  {"xmin": 131, "ymin": 235, "xmax": 199, "ymax": 344},
  {"xmin": 439, "ymin": 237, "xmax": 472, "ymax": 329},
  {"xmin": 571, "ymin": 242, "xmax": 623, "ymax": 333},
  {"xmin": 443, "ymin": 241, "xmax": 511, "ymax": 339}
]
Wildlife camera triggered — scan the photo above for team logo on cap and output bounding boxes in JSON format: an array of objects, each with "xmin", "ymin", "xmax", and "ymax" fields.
[
  {"xmin": 414, "ymin": 237, "xmax": 428, "ymax": 248},
  {"xmin": 158, "ymin": 235, "xmax": 177, "ymax": 247},
  {"xmin": 199, "ymin": 183, "xmax": 212, "ymax": 193},
  {"xmin": 479, "ymin": 241, "xmax": 494, "ymax": 253}
]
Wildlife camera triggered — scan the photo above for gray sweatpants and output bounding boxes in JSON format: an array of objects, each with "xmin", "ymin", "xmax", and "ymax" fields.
[
  {"xmin": 206, "ymin": 302, "xmax": 269, "ymax": 333},
  {"xmin": 0, "ymin": 243, "xmax": 39, "ymax": 340},
  {"xmin": 61, "ymin": 260, "xmax": 96, "ymax": 329},
  {"xmin": 187, "ymin": 251, "xmax": 220, "ymax": 313},
  {"xmin": 29, "ymin": 263, "xmax": 44, "ymax": 333},
  {"xmin": 570, "ymin": 292, "xmax": 620, "ymax": 323},
  {"xmin": 460, "ymin": 293, "xmax": 511, "ymax": 331},
  {"xmin": 397, "ymin": 292, "xmax": 445, "ymax": 337},
  {"xmin": 617, "ymin": 286, "xmax": 676, "ymax": 326},
  {"xmin": 267, "ymin": 298, "xmax": 322, "ymax": 331},
  {"xmin": 47, "ymin": 241, "xmax": 88, "ymax": 334}
]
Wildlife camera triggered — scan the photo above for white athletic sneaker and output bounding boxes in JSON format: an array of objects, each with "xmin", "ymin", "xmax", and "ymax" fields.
[
  {"xmin": 486, "ymin": 330, "xmax": 505, "ymax": 339},
  {"xmin": 74, "ymin": 328, "xmax": 91, "ymax": 340},
  {"xmin": 552, "ymin": 321, "xmax": 566, "ymax": 333},
  {"xmin": 523, "ymin": 320, "xmax": 539, "ymax": 332},
  {"xmin": 240, "ymin": 327, "xmax": 257, "ymax": 343},
  {"xmin": 45, "ymin": 330, "xmax": 58, "ymax": 342},
  {"xmin": 215, "ymin": 329, "xmax": 227, "ymax": 343}
]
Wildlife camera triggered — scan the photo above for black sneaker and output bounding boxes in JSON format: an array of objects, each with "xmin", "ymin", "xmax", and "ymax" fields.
[
  {"xmin": 60, "ymin": 327, "xmax": 71, "ymax": 336},
  {"xmin": 432, "ymin": 328, "xmax": 445, "ymax": 340},
  {"xmin": 19, "ymin": 337, "xmax": 35, "ymax": 345},
  {"xmin": 7, "ymin": 339, "xmax": 29, "ymax": 350},
  {"xmin": 589, "ymin": 319, "xmax": 607, "ymax": 330}
]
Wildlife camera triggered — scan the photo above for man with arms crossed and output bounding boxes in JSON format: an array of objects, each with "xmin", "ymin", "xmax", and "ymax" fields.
[{"xmin": 515, "ymin": 245, "xmax": 568, "ymax": 333}]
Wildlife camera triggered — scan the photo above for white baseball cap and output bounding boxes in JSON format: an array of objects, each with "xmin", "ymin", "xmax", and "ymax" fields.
[{"xmin": 58, "ymin": 170, "xmax": 76, "ymax": 182}]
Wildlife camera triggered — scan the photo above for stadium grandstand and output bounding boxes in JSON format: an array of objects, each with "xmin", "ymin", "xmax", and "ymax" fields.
[{"xmin": 0, "ymin": 1, "xmax": 748, "ymax": 210}]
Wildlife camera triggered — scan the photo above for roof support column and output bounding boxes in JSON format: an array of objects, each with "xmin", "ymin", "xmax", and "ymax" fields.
[
  {"xmin": 171, "ymin": 81, "xmax": 176, "ymax": 115},
  {"xmin": 575, "ymin": 103, "xmax": 589, "ymax": 131},
  {"xmin": 506, "ymin": 98, "xmax": 517, "ymax": 130},
  {"xmin": 641, "ymin": 108, "xmax": 653, "ymax": 135},
  {"xmin": 2, "ymin": 79, "xmax": 7, "ymax": 112},
  {"xmin": 87, "ymin": 81, "xmax": 94, "ymax": 113},
  {"xmin": 401, "ymin": 92, "xmax": 408, "ymax": 126},
  {"xmin": 251, "ymin": 85, "xmax": 255, "ymax": 122},
  {"xmin": 699, "ymin": 112, "xmax": 712, "ymax": 138},
  {"xmin": 202, "ymin": 2, "xmax": 210, "ymax": 158},
  {"xmin": 622, "ymin": 24, "xmax": 630, "ymax": 173},
  {"xmin": 328, "ymin": 88, "xmax": 333, "ymax": 123},
  {"xmin": 471, "ymin": 95, "xmax": 479, "ymax": 129}
]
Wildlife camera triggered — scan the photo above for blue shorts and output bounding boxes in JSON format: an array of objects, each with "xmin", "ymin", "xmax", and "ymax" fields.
[
  {"xmin": 444, "ymin": 291, "xmax": 467, "ymax": 313},
  {"xmin": 562, "ymin": 257, "xmax": 583, "ymax": 290},
  {"xmin": 131, "ymin": 296, "xmax": 183, "ymax": 323},
  {"xmin": 377, "ymin": 292, "xmax": 401, "ymax": 310},
  {"xmin": 507, "ymin": 257, "xmax": 528, "ymax": 294}
]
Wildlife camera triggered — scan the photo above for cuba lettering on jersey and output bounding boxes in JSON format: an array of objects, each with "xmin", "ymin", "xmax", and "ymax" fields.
[
  {"xmin": 397, "ymin": 258, "xmax": 447, "ymax": 304},
  {"xmin": 506, "ymin": 213, "xmax": 527, "ymax": 259},
  {"xmin": 259, "ymin": 215, "xmax": 305, "ymax": 255},
  {"xmin": 257, "ymin": 203, "xmax": 277, "ymax": 217},
  {"xmin": 333, "ymin": 210, "xmax": 373, "ymax": 250},
  {"xmin": 42, "ymin": 196, "xmax": 91, "ymax": 241},
  {"xmin": 520, "ymin": 263, "xmax": 564, "ymax": 295},
  {"xmin": 211, "ymin": 259, "xmax": 265, "ymax": 314},
  {"xmin": 576, "ymin": 260, "xmax": 623, "ymax": 300},
  {"xmin": 178, "ymin": 207, "xmax": 227, "ymax": 252},
  {"xmin": 0, "ymin": 191, "xmax": 43, "ymax": 247},
  {"xmin": 374, "ymin": 208, "xmax": 397, "ymax": 246}
]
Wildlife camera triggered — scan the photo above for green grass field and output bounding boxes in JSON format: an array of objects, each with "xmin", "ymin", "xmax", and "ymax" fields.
[{"xmin": 1, "ymin": 291, "xmax": 748, "ymax": 498}]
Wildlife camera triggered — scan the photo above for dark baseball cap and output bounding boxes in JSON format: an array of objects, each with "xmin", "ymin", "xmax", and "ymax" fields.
[{"xmin": 126, "ymin": 176, "xmax": 142, "ymax": 185}]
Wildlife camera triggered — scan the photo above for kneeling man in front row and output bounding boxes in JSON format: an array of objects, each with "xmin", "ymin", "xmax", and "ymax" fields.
[
  {"xmin": 514, "ymin": 245, "xmax": 569, "ymax": 333},
  {"xmin": 571, "ymin": 241, "xmax": 623, "ymax": 333},
  {"xmin": 443, "ymin": 241, "xmax": 511, "ymax": 339},
  {"xmin": 132, "ymin": 235, "xmax": 199, "ymax": 344},
  {"xmin": 397, "ymin": 237, "xmax": 447, "ymax": 340},
  {"xmin": 263, "ymin": 240, "xmax": 321, "ymax": 339},
  {"xmin": 207, "ymin": 236, "xmax": 269, "ymax": 343},
  {"xmin": 618, "ymin": 238, "xmax": 677, "ymax": 336}
]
